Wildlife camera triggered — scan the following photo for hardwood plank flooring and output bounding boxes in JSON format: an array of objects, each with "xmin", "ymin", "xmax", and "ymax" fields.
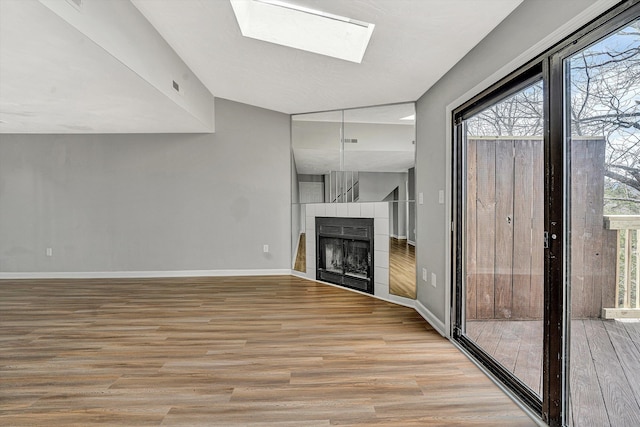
[
  {"xmin": 0, "ymin": 276, "xmax": 535, "ymax": 426},
  {"xmin": 466, "ymin": 318, "xmax": 640, "ymax": 426},
  {"xmin": 389, "ymin": 238, "xmax": 416, "ymax": 299}
]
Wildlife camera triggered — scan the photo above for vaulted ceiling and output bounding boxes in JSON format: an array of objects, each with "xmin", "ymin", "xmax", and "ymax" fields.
[{"xmin": 0, "ymin": 0, "xmax": 523, "ymax": 133}]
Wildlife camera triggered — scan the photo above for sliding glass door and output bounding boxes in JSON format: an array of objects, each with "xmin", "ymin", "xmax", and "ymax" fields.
[
  {"xmin": 563, "ymin": 15, "xmax": 640, "ymax": 427},
  {"xmin": 454, "ymin": 70, "xmax": 545, "ymax": 411},
  {"xmin": 453, "ymin": 3, "xmax": 639, "ymax": 425}
]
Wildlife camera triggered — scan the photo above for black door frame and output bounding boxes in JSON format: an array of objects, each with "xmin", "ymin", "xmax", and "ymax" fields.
[{"xmin": 452, "ymin": 61, "xmax": 546, "ymax": 415}]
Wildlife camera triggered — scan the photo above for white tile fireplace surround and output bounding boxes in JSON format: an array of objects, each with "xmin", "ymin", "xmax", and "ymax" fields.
[{"xmin": 299, "ymin": 203, "xmax": 412, "ymax": 306}]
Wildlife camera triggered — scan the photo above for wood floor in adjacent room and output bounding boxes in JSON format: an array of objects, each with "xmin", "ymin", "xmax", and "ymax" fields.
[
  {"xmin": 0, "ymin": 275, "xmax": 536, "ymax": 426},
  {"xmin": 389, "ymin": 238, "xmax": 416, "ymax": 300}
]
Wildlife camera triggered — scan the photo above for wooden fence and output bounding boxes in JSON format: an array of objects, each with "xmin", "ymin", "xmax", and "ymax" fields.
[
  {"xmin": 570, "ymin": 138, "xmax": 617, "ymax": 318},
  {"xmin": 465, "ymin": 137, "xmax": 615, "ymax": 320}
]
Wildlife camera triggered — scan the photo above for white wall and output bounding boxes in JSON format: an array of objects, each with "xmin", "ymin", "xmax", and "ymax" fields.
[
  {"xmin": 0, "ymin": 98, "xmax": 290, "ymax": 275},
  {"xmin": 38, "ymin": 0, "xmax": 214, "ymax": 130},
  {"xmin": 414, "ymin": 0, "xmax": 602, "ymax": 329}
]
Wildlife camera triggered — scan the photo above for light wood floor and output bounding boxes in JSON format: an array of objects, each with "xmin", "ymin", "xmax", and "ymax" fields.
[
  {"xmin": 389, "ymin": 238, "xmax": 416, "ymax": 299},
  {"xmin": 466, "ymin": 319, "xmax": 640, "ymax": 426},
  {"xmin": 0, "ymin": 276, "xmax": 536, "ymax": 426}
]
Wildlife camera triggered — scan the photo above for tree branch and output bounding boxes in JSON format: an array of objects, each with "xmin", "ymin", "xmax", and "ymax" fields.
[{"xmin": 605, "ymin": 170, "xmax": 640, "ymax": 192}]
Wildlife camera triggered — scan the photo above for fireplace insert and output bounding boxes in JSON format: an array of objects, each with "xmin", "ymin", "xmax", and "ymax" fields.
[{"xmin": 316, "ymin": 217, "xmax": 374, "ymax": 294}]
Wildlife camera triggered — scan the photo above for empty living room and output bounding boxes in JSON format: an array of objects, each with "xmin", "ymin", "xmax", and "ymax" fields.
[{"xmin": 1, "ymin": 1, "xmax": 638, "ymax": 426}]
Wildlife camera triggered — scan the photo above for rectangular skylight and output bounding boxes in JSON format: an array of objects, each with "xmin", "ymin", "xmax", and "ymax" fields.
[{"xmin": 229, "ymin": 0, "xmax": 375, "ymax": 63}]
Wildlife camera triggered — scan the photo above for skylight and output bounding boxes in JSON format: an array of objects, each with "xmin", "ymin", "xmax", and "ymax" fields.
[{"xmin": 229, "ymin": 0, "xmax": 375, "ymax": 63}]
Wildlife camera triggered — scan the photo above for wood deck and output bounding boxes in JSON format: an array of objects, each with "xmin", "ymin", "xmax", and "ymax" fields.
[
  {"xmin": 0, "ymin": 276, "xmax": 536, "ymax": 426},
  {"xmin": 466, "ymin": 319, "xmax": 640, "ymax": 426}
]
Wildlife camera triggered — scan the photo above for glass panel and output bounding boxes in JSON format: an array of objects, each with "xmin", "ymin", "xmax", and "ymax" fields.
[
  {"xmin": 291, "ymin": 204, "xmax": 307, "ymax": 273},
  {"xmin": 463, "ymin": 79, "xmax": 544, "ymax": 396},
  {"xmin": 342, "ymin": 104, "xmax": 416, "ymax": 203},
  {"xmin": 565, "ymin": 20, "xmax": 640, "ymax": 427},
  {"xmin": 292, "ymin": 110, "xmax": 343, "ymax": 203},
  {"xmin": 320, "ymin": 238, "xmax": 343, "ymax": 274},
  {"xmin": 344, "ymin": 240, "xmax": 370, "ymax": 279},
  {"xmin": 291, "ymin": 110, "xmax": 341, "ymax": 272}
]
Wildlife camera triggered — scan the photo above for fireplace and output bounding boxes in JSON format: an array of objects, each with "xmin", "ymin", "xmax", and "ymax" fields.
[{"xmin": 316, "ymin": 217, "xmax": 374, "ymax": 294}]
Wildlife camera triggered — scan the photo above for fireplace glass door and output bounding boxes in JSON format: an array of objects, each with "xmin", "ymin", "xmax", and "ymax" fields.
[
  {"xmin": 316, "ymin": 217, "xmax": 374, "ymax": 294},
  {"xmin": 344, "ymin": 240, "xmax": 370, "ymax": 279},
  {"xmin": 321, "ymin": 237, "xmax": 343, "ymax": 274}
]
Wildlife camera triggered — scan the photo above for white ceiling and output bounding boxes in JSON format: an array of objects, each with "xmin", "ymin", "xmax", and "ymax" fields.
[
  {"xmin": 132, "ymin": 0, "xmax": 523, "ymax": 115},
  {"xmin": 0, "ymin": 0, "xmax": 523, "ymax": 133}
]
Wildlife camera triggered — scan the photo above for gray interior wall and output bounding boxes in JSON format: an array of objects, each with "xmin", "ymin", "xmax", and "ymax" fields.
[
  {"xmin": 408, "ymin": 167, "xmax": 416, "ymax": 242},
  {"xmin": 415, "ymin": 0, "xmax": 600, "ymax": 324},
  {"xmin": 298, "ymin": 174, "xmax": 324, "ymax": 204},
  {"xmin": 383, "ymin": 189, "xmax": 398, "ymax": 237},
  {"xmin": 0, "ymin": 98, "xmax": 291, "ymax": 273},
  {"xmin": 358, "ymin": 172, "xmax": 408, "ymax": 202}
]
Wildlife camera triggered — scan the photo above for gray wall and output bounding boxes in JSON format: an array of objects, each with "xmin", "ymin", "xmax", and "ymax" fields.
[
  {"xmin": 358, "ymin": 172, "xmax": 408, "ymax": 202},
  {"xmin": 360, "ymin": 171, "xmax": 408, "ymax": 238},
  {"xmin": 0, "ymin": 98, "xmax": 291, "ymax": 273},
  {"xmin": 415, "ymin": 0, "xmax": 599, "ymax": 324},
  {"xmin": 408, "ymin": 167, "xmax": 416, "ymax": 243}
]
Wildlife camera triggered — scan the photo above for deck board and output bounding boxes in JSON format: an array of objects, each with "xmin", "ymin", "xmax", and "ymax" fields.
[
  {"xmin": 570, "ymin": 320, "xmax": 609, "ymax": 427},
  {"xmin": 466, "ymin": 318, "xmax": 640, "ymax": 426},
  {"xmin": 584, "ymin": 319, "xmax": 640, "ymax": 426}
]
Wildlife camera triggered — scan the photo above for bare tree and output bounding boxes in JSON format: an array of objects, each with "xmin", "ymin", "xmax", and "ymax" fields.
[
  {"xmin": 570, "ymin": 22, "xmax": 640, "ymax": 194},
  {"xmin": 466, "ymin": 20, "xmax": 640, "ymax": 213},
  {"xmin": 466, "ymin": 82, "xmax": 543, "ymax": 137}
]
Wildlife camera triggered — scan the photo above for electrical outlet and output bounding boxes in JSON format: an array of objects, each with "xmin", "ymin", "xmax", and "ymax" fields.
[
  {"xmin": 46, "ymin": 247, "xmax": 53, "ymax": 257},
  {"xmin": 419, "ymin": 192, "xmax": 424, "ymax": 205},
  {"xmin": 431, "ymin": 272, "xmax": 437, "ymax": 288},
  {"xmin": 438, "ymin": 190, "xmax": 445, "ymax": 204},
  {"xmin": 263, "ymin": 244, "xmax": 269, "ymax": 253},
  {"xmin": 422, "ymin": 268, "xmax": 427, "ymax": 281}
]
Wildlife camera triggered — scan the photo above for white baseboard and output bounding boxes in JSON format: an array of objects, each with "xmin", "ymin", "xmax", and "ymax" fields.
[
  {"xmin": 291, "ymin": 270, "xmax": 308, "ymax": 279},
  {"xmin": 376, "ymin": 293, "xmax": 415, "ymax": 309},
  {"xmin": 415, "ymin": 300, "xmax": 447, "ymax": 337},
  {"xmin": 407, "ymin": 240, "xmax": 416, "ymax": 246},
  {"xmin": 0, "ymin": 269, "xmax": 292, "ymax": 280}
]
